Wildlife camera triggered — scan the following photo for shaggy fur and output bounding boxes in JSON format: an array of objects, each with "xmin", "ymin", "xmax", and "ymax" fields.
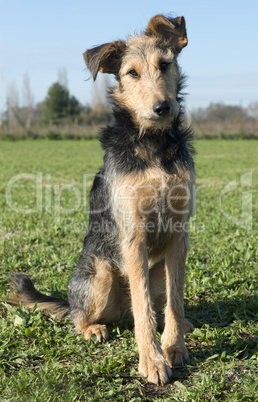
[{"xmin": 9, "ymin": 14, "xmax": 196, "ymax": 385}]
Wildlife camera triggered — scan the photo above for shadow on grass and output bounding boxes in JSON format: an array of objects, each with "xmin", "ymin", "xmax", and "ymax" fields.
[
  {"xmin": 185, "ymin": 293, "xmax": 258, "ymax": 331},
  {"xmin": 49, "ymin": 286, "xmax": 257, "ymax": 366}
]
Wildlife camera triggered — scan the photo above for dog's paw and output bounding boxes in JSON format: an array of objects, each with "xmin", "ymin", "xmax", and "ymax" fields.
[
  {"xmin": 84, "ymin": 324, "xmax": 109, "ymax": 342},
  {"xmin": 138, "ymin": 352, "xmax": 172, "ymax": 385},
  {"xmin": 162, "ymin": 343, "xmax": 189, "ymax": 367},
  {"xmin": 184, "ymin": 318, "xmax": 194, "ymax": 333}
]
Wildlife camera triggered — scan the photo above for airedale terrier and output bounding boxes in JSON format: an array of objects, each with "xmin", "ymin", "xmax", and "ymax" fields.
[{"xmin": 10, "ymin": 14, "xmax": 195, "ymax": 385}]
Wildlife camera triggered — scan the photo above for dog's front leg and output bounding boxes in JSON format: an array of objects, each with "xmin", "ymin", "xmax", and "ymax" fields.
[
  {"xmin": 122, "ymin": 239, "xmax": 172, "ymax": 385},
  {"xmin": 161, "ymin": 233, "xmax": 189, "ymax": 367}
]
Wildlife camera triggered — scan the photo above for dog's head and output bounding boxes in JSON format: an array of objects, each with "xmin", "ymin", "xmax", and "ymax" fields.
[{"xmin": 83, "ymin": 15, "xmax": 188, "ymax": 132}]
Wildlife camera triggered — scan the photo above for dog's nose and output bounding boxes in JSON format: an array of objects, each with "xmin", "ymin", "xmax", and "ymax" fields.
[{"xmin": 153, "ymin": 100, "xmax": 171, "ymax": 116}]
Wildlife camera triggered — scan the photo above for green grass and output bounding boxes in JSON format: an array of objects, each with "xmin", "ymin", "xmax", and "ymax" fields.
[{"xmin": 0, "ymin": 139, "xmax": 257, "ymax": 401}]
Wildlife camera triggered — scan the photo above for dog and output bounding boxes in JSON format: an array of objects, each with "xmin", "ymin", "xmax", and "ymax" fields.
[{"xmin": 9, "ymin": 14, "xmax": 196, "ymax": 385}]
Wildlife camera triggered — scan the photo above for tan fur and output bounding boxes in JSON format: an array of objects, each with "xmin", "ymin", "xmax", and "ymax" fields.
[
  {"xmin": 161, "ymin": 233, "xmax": 189, "ymax": 366},
  {"xmin": 108, "ymin": 162, "xmax": 194, "ymax": 382},
  {"xmin": 145, "ymin": 15, "xmax": 188, "ymax": 52},
  {"xmin": 148, "ymin": 260, "xmax": 194, "ymax": 334},
  {"xmin": 112, "ymin": 166, "xmax": 194, "ymax": 268},
  {"xmin": 113, "ymin": 35, "xmax": 181, "ymax": 133},
  {"xmin": 8, "ymin": 294, "xmax": 68, "ymax": 320},
  {"xmin": 73, "ymin": 258, "xmax": 121, "ymax": 333},
  {"xmin": 121, "ymin": 232, "xmax": 172, "ymax": 383},
  {"xmin": 8, "ymin": 277, "xmax": 69, "ymax": 320}
]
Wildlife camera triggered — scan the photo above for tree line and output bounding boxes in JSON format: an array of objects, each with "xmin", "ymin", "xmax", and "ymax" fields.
[
  {"xmin": 192, "ymin": 102, "xmax": 258, "ymax": 138},
  {"xmin": 1, "ymin": 72, "xmax": 258, "ymax": 139},
  {"xmin": 1, "ymin": 71, "xmax": 111, "ymax": 138}
]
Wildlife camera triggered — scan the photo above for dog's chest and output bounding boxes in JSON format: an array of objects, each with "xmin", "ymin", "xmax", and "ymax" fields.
[
  {"xmin": 137, "ymin": 167, "xmax": 191, "ymax": 216},
  {"xmin": 139, "ymin": 167, "xmax": 193, "ymax": 259},
  {"xmin": 113, "ymin": 166, "xmax": 194, "ymax": 233}
]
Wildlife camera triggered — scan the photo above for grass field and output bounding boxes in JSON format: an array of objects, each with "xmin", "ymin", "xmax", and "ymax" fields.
[{"xmin": 0, "ymin": 139, "xmax": 257, "ymax": 401}]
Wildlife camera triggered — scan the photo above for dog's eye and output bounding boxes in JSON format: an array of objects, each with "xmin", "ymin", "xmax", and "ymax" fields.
[
  {"xmin": 160, "ymin": 62, "xmax": 168, "ymax": 73},
  {"xmin": 128, "ymin": 69, "xmax": 139, "ymax": 78}
]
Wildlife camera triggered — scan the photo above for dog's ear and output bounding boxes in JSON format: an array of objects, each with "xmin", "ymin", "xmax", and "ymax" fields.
[
  {"xmin": 83, "ymin": 41, "xmax": 126, "ymax": 81},
  {"xmin": 146, "ymin": 15, "xmax": 187, "ymax": 53}
]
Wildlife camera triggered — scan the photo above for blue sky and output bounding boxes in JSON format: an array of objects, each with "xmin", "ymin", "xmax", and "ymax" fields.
[{"xmin": 0, "ymin": 0, "xmax": 258, "ymax": 114}]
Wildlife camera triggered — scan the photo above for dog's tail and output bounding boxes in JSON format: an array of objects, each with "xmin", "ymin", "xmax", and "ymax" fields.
[{"xmin": 9, "ymin": 273, "xmax": 70, "ymax": 320}]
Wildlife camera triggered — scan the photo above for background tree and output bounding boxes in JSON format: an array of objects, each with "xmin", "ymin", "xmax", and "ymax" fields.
[
  {"xmin": 205, "ymin": 103, "xmax": 248, "ymax": 123},
  {"xmin": 7, "ymin": 82, "xmax": 19, "ymax": 133},
  {"xmin": 43, "ymin": 82, "xmax": 70, "ymax": 121},
  {"xmin": 248, "ymin": 101, "xmax": 258, "ymax": 121},
  {"xmin": 43, "ymin": 82, "xmax": 81, "ymax": 122},
  {"xmin": 193, "ymin": 102, "xmax": 249, "ymax": 124},
  {"xmin": 6, "ymin": 77, "xmax": 35, "ymax": 136},
  {"xmin": 22, "ymin": 73, "xmax": 34, "ymax": 130},
  {"xmin": 69, "ymin": 95, "xmax": 81, "ymax": 116},
  {"xmin": 58, "ymin": 67, "xmax": 68, "ymax": 89}
]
